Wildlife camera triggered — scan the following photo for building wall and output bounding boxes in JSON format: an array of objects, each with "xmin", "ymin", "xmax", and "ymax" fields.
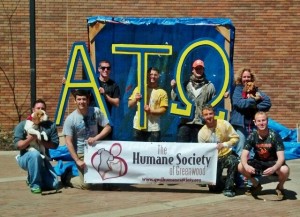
[{"xmin": 0, "ymin": 0, "xmax": 299, "ymax": 131}]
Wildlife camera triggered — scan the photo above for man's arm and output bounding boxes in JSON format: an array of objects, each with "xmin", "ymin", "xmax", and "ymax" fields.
[
  {"xmin": 16, "ymin": 135, "xmax": 37, "ymax": 150},
  {"xmin": 14, "ymin": 121, "xmax": 37, "ymax": 150},
  {"xmin": 263, "ymin": 150, "xmax": 285, "ymax": 176},
  {"xmin": 87, "ymin": 124, "xmax": 112, "ymax": 145},
  {"xmin": 170, "ymin": 79, "xmax": 177, "ymax": 101},
  {"xmin": 274, "ymin": 150, "xmax": 285, "ymax": 169},
  {"xmin": 128, "ymin": 88, "xmax": 141, "ymax": 108},
  {"xmin": 197, "ymin": 128, "xmax": 208, "ymax": 143},
  {"xmin": 240, "ymin": 149, "xmax": 250, "ymax": 167},
  {"xmin": 207, "ymin": 82, "xmax": 216, "ymax": 101},
  {"xmin": 128, "ymin": 97, "xmax": 138, "ymax": 108},
  {"xmin": 145, "ymin": 105, "xmax": 167, "ymax": 115},
  {"xmin": 223, "ymin": 122, "xmax": 239, "ymax": 147},
  {"xmin": 65, "ymin": 135, "xmax": 85, "ymax": 168},
  {"xmin": 240, "ymin": 149, "xmax": 256, "ymax": 175},
  {"xmin": 106, "ymin": 84, "xmax": 120, "ymax": 107},
  {"xmin": 145, "ymin": 89, "xmax": 168, "ymax": 115},
  {"xmin": 105, "ymin": 94, "xmax": 120, "ymax": 107}
]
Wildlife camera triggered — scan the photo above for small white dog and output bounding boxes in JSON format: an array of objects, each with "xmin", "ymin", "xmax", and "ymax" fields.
[{"xmin": 24, "ymin": 109, "xmax": 49, "ymax": 158}]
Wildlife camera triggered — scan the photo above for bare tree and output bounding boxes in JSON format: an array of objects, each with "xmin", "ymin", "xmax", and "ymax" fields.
[{"xmin": 0, "ymin": 0, "xmax": 31, "ymax": 122}]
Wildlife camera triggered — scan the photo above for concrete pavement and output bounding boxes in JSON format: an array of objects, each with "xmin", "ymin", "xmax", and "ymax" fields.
[{"xmin": 0, "ymin": 151, "xmax": 299, "ymax": 217}]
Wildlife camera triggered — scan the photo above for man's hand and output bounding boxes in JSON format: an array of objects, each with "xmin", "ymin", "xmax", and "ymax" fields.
[
  {"xmin": 99, "ymin": 87, "xmax": 105, "ymax": 94},
  {"xmin": 216, "ymin": 143, "xmax": 229, "ymax": 150},
  {"xmin": 263, "ymin": 166, "xmax": 277, "ymax": 176},
  {"xmin": 170, "ymin": 79, "xmax": 176, "ymax": 89},
  {"xmin": 135, "ymin": 93, "xmax": 142, "ymax": 102},
  {"xmin": 244, "ymin": 164, "xmax": 256, "ymax": 175},
  {"xmin": 75, "ymin": 159, "xmax": 85, "ymax": 169},
  {"xmin": 87, "ymin": 137, "xmax": 96, "ymax": 145},
  {"xmin": 144, "ymin": 104, "xmax": 151, "ymax": 114},
  {"xmin": 26, "ymin": 134, "xmax": 38, "ymax": 141},
  {"xmin": 216, "ymin": 143, "xmax": 223, "ymax": 150}
]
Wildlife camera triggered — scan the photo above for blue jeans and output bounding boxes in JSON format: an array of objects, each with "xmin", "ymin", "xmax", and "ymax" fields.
[
  {"xmin": 232, "ymin": 126, "xmax": 246, "ymax": 156},
  {"xmin": 17, "ymin": 149, "xmax": 58, "ymax": 190},
  {"xmin": 233, "ymin": 126, "xmax": 255, "ymax": 158}
]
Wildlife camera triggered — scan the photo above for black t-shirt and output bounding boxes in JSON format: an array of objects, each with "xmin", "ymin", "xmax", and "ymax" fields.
[
  {"xmin": 90, "ymin": 79, "xmax": 120, "ymax": 114},
  {"xmin": 244, "ymin": 129, "xmax": 284, "ymax": 161}
]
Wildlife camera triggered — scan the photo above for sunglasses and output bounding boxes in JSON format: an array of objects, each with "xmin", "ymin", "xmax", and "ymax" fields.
[{"xmin": 99, "ymin": 66, "xmax": 111, "ymax": 70}]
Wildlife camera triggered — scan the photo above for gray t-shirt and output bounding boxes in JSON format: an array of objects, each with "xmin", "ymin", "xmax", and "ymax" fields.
[{"xmin": 63, "ymin": 107, "xmax": 109, "ymax": 154}]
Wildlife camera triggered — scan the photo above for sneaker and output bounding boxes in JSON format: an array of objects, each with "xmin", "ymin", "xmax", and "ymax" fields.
[
  {"xmin": 245, "ymin": 183, "xmax": 262, "ymax": 196},
  {"xmin": 223, "ymin": 189, "xmax": 236, "ymax": 197},
  {"xmin": 31, "ymin": 187, "xmax": 42, "ymax": 194},
  {"xmin": 276, "ymin": 186, "xmax": 285, "ymax": 200}
]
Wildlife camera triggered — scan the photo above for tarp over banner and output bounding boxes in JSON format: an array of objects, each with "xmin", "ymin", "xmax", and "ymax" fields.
[
  {"xmin": 84, "ymin": 141, "xmax": 218, "ymax": 184},
  {"xmin": 268, "ymin": 118, "xmax": 300, "ymax": 160},
  {"xmin": 86, "ymin": 16, "xmax": 235, "ymax": 141}
]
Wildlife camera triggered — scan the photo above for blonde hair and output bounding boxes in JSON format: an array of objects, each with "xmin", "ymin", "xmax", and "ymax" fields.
[
  {"xmin": 235, "ymin": 67, "xmax": 256, "ymax": 85},
  {"xmin": 254, "ymin": 111, "xmax": 268, "ymax": 120}
]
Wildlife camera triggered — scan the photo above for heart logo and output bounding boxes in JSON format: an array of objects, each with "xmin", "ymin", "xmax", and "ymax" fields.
[{"xmin": 91, "ymin": 143, "xmax": 128, "ymax": 180}]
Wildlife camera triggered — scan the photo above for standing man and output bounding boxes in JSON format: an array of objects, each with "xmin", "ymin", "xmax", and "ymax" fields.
[
  {"xmin": 97, "ymin": 60, "xmax": 120, "ymax": 114},
  {"xmin": 96, "ymin": 60, "xmax": 120, "ymax": 139},
  {"xmin": 128, "ymin": 67, "xmax": 168, "ymax": 142},
  {"xmin": 62, "ymin": 89, "xmax": 111, "ymax": 189},
  {"xmin": 238, "ymin": 111, "xmax": 289, "ymax": 199},
  {"xmin": 171, "ymin": 59, "xmax": 216, "ymax": 142},
  {"xmin": 198, "ymin": 105, "xmax": 239, "ymax": 197},
  {"xmin": 14, "ymin": 99, "xmax": 59, "ymax": 194}
]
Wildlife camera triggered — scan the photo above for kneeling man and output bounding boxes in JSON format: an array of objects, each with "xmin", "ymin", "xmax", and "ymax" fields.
[
  {"xmin": 198, "ymin": 105, "xmax": 239, "ymax": 197},
  {"xmin": 238, "ymin": 111, "xmax": 289, "ymax": 199}
]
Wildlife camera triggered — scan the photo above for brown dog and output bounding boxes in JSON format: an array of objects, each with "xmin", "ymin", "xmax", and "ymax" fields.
[
  {"xmin": 243, "ymin": 82, "xmax": 261, "ymax": 100},
  {"xmin": 24, "ymin": 109, "xmax": 49, "ymax": 158}
]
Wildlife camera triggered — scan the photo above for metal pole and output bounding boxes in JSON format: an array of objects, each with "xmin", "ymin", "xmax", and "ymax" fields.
[{"xmin": 30, "ymin": 0, "xmax": 36, "ymax": 106}]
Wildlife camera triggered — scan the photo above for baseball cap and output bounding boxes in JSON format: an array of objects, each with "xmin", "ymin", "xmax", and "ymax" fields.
[{"xmin": 192, "ymin": 59, "xmax": 205, "ymax": 68}]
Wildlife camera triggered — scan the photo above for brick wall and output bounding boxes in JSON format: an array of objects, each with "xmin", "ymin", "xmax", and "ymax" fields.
[{"xmin": 0, "ymin": 0, "xmax": 299, "ymax": 131}]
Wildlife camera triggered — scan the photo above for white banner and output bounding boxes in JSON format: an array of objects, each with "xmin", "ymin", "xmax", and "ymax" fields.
[{"xmin": 84, "ymin": 141, "xmax": 218, "ymax": 184}]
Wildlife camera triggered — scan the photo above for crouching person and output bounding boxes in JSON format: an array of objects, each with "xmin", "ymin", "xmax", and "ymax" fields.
[
  {"xmin": 238, "ymin": 111, "xmax": 289, "ymax": 200},
  {"xmin": 14, "ymin": 99, "xmax": 59, "ymax": 194},
  {"xmin": 198, "ymin": 105, "xmax": 239, "ymax": 197},
  {"xmin": 62, "ymin": 89, "xmax": 111, "ymax": 189}
]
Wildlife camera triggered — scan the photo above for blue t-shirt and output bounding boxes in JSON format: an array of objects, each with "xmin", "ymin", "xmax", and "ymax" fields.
[{"xmin": 14, "ymin": 120, "xmax": 59, "ymax": 156}]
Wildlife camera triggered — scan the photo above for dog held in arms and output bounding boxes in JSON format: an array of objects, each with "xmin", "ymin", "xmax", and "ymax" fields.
[
  {"xmin": 242, "ymin": 81, "xmax": 262, "ymax": 101},
  {"xmin": 24, "ymin": 109, "xmax": 49, "ymax": 159}
]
